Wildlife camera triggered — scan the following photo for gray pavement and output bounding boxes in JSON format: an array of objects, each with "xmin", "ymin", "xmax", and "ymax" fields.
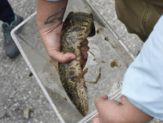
[
  {"xmin": 0, "ymin": 0, "xmax": 59, "ymax": 123},
  {"xmin": 0, "ymin": 0, "xmax": 161, "ymax": 123}
]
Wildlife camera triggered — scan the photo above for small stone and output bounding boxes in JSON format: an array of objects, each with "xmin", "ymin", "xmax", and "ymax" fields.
[
  {"xmin": 34, "ymin": 118, "xmax": 38, "ymax": 122},
  {"xmin": 11, "ymin": 103, "xmax": 19, "ymax": 110},
  {"xmin": 14, "ymin": 103, "xmax": 18, "ymax": 107},
  {"xmin": 4, "ymin": 106, "xmax": 7, "ymax": 109},
  {"xmin": 23, "ymin": 107, "xmax": 30, "ymax": 119}
]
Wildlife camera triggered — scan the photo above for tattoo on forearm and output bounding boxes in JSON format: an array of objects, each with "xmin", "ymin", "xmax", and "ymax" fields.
[{"xmin": 44, "ymin": 7, "xmax": 66, "ymax": 25}]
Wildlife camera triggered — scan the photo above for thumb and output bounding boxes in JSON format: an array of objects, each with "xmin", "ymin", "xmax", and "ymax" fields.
[
  {"xmin": 94, "ymin": 95, "xmax": 108, "ymax": 110},
  {"xmin": 48, "ymin": 50, "xmax": 76, "ymax": 63},
  {"xmin": 120, "ymin": 95, "xmax": 128, "ymax": 104}
]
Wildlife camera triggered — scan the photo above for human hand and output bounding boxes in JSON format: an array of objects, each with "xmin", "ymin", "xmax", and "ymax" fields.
[
  {"xmin": 40, "ymin": 22, "xmax": 77, "ymax": 63},
  {"xmin": 93, "ymin": 95, "xmax": 153, "ymax": 123},
  {"xmin": 37, "ymin": 0, "xmax": 89, "ymax": 64},
  {"xmin": 39, "ymin": 21, "xmax": 89, "ymax": 64}
]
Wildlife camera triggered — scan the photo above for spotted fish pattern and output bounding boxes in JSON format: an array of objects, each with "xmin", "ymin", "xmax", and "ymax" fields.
[{"xmin": 58, "ymin": 12, "xmax": 95, "ymax": 116}]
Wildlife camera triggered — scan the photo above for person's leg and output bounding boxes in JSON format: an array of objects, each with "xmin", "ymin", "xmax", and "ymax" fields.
[
  {"xmin": 115, "ymin": 0, "xmax": 163, "ymax": 42},
  {"xmin": 0, "ymin": 0, "xmax": 23, "ymax": 58},
  {"xmin": 0, "ymin": 0, "xmax": 15, "ymax": 24}
]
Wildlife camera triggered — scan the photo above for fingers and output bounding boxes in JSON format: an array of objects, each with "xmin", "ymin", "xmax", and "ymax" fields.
[
  {"xmin": 48, "ymin": 50, "xmax": 76, "ymax": 63},
  {"xmin": 94, "ymin": 95, "xmax": 153, "ymax": 123},
  {"xmin": 92, "ymin": 114, "xmax": 100, "ymax": 123},
  {"xmin": 95, "ymin": 95, "xmax": 108, "ymax": 103},
  {"xmin": 94, "ymin": 95, "xmax": 120, "ymax": 123},
  {"xmin": 120, "ymin": 95, "xmax": 128, "ymax": 104},
  {"xmin": 94, "ymin": 95, "xmax": 108, "ymax": 109}
]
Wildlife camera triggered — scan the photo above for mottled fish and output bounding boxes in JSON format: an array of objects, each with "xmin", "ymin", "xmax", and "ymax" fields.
[{"xmin": 58, "ymin": 12, "xmax": 95, "ymax": 116}]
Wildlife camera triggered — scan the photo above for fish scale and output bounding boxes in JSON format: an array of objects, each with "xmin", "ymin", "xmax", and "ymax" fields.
[{"xmin": 58, "ymin": 12, "xmax": 95, "ymax": 116}]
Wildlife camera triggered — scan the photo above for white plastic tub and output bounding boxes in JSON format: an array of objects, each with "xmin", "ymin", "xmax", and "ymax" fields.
[{"xmin": 11, "ymin": 0, "xmax": 135, "ymax": 122}]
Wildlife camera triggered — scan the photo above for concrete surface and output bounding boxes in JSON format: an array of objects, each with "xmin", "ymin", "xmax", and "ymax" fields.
[
  {"xmin": 0, "ymin": 0, "xmax": 59, "ymax": 123},
  {"xmin": 0, "ymin": 0, "xmax": 161, "ymax": 123}
]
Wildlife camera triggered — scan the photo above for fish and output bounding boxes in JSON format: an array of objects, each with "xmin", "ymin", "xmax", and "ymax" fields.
[{"xmin": 58, "ymin": 12, "xmax": 95, "ymax": 116}]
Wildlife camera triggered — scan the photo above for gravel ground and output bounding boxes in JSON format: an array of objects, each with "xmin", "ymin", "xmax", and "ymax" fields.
[{"xmin": 0, "ymin": 0, "xmax": 162, "ymax": 123}]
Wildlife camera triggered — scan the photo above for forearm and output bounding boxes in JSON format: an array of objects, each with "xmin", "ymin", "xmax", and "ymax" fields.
[
  {"xmin": 37, "ymin": 0, "xmax": 68, "ymax": 33},
  {"xmin": 36, "ymin": 0, "xmax": 76, "ymax": 63},
  {"xmin": 122, "ymin": 15, "xmax": 163, "ymax": 120}
]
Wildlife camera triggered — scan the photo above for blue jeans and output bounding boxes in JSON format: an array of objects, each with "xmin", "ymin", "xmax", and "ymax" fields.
[{"xmin": 0, "ymin": 0, "xmax": 15, "ymax": 24}]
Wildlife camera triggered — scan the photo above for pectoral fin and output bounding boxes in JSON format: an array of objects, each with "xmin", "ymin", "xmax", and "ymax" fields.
[{"xmin": 88, "ymin": 22, "xmax": 95, "ymax": 37}]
